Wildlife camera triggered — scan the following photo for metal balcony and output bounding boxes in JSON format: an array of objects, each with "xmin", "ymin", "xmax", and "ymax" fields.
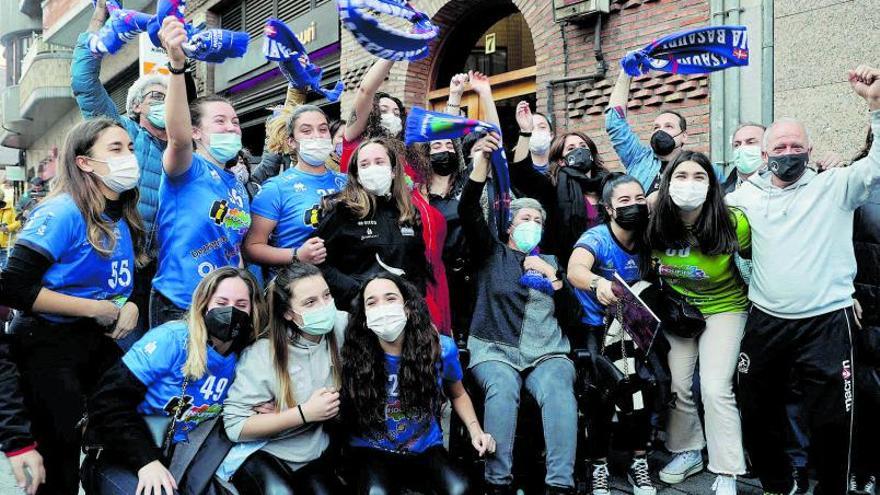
[
  {"xmin": 0, "ymin": 0, "xmax": 41, "ymax": 45},
  {"xmin": 43, "ymin": 0, "xmax": 153, "ymax": 47},
  {"xmin": 0, "ymin": 86, "xmax": 30, "ymax": 149}
]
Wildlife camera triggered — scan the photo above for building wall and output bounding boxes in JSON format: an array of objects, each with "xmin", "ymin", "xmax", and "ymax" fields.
[
  {"xmin": 339, "ymin": 0, "xmax": 712, "ymax": 166},
  {"xmin": 774, "ymin": 0, "xmax": 880, "ymax": 159},
  {"xmin": 26, "ymin": 109, "xmax": 81, "ymax": 171}
]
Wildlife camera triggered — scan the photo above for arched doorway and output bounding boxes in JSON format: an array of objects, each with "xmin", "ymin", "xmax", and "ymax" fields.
[{"xmin": 426, "ymin": 3, "xmax": 537, "ymax": 149}]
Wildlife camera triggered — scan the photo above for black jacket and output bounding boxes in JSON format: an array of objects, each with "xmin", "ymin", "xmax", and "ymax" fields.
[
  {"xmin": 855, "ymin": 196, "xmax": 880, "ymax": 328},
  {"xmin": 0, "ymin": 335, "xmax": 35, "ymax": 454},
  {"xmin": 314, "ymin": 196, "xmax": 430, "ymax": 311}
]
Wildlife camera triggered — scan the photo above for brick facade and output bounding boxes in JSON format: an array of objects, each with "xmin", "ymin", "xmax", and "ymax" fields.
[{"xmin": 340, "ymin": 0, "xmax": 712, "ymax": 165}]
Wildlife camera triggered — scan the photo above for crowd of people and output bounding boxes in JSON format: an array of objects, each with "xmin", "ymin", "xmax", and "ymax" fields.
[{"xmin": 0, "ymin": 3, "xmax": 879, "ymax": 495}]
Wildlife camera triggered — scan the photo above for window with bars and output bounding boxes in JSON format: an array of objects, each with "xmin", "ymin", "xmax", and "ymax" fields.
[{"xmin": 217, "ymin": 0, "xmax": 314, "ymax": 39}]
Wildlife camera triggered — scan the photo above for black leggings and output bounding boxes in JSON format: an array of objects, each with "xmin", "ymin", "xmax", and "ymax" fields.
[
  {"xmin": 350, "ymin": 446, "xmax": 471, "ymax": 495},
  {"xmin": 232, "ymin": 450, "xmax": 343, "ymax": 495}
]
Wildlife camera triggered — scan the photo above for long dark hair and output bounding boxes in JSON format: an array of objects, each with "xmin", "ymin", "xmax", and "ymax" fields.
[
  {"xmin": 265, "ymin": 264, "xmax": 341, "ymax": 410},
  {"xmin": 362, "ymin": 92, "xmax": 429, "ymax": 182},
  {"xmin": 646, "ymin": 150, "xmax": 739, "ymax": 256},
  {"xmin": 341, "ymin": 273, "xmax": 441, "ymax": 434},
  {"xmin": 548, "ymin": 131, "xmax": 604, "ymax": 185}
]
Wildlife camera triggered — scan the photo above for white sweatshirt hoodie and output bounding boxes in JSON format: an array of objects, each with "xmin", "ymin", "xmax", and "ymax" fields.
[{"xmin": 726, "ymin": 110, "xmax": 880, "ymax": 319}]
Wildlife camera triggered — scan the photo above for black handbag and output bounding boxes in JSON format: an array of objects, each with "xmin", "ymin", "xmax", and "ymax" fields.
[{"xmin": 656, "ymin": 280, "xmax": 706, "ymax": 338}]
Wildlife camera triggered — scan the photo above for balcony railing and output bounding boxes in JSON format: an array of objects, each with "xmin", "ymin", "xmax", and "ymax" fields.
[{"xmin": 18, "ymin": 35, "xmax": 75, "ymax": 138}]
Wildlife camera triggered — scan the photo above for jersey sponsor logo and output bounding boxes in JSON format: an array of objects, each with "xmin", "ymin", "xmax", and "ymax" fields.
[
  {"xmin": 303, "ymin": 204, "xmax": 322, "ymax": 228},
  {"xmin": 209, "ymin": 200, "xmax": 251, "ymax": 231},
  {"xmin": 190, "ymin": 236, "xmax": 229, "ymax": 259},
  {"xmin": 737, "ymin": 352, "xmax": 750, "ymax": 374},
  {"xmin": 294, "ymin": 182, "xmax": 307, "ymax": 193},
  {"xmin": 842, "ymin": 360, "xmax": 853, "ymax": 412},
  {"xmin": 657, "ymin": 263, "xmax": 708, "ymax": 281}
]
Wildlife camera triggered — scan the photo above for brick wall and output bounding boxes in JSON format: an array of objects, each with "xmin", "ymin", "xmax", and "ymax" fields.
[{"xmin": 340, "ymin": 0, "xmax": 712, "ymax": 165}]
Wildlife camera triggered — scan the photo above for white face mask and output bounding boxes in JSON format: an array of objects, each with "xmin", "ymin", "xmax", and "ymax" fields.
[
  {"xmin": 91, "ymin": 154, "xmax": 141, "ymax": 193},
  {"xmin": 298, "ymin": 138, "xmax": 334, "ymax": 167},
  {"xmin": 733, "ymin": 145, "xmax": 763, "ymax": 175},
  {"xmin": 380, "ymin": 113, "xmax": 403, "ymax": 136},
  {"xmin": 668, "ymin": 180, "xmax": 709, "ymax": 211},
  {"xmin": 529, "ymin": 131, "xmax": 552, "ymax": 155},
  {"xmin": 365, "ymin": 303, "xmax": 407, "ymax": 342},
  {"xmin": 358, "ymin": 165, "xmax": 393, "ymax": 197}
]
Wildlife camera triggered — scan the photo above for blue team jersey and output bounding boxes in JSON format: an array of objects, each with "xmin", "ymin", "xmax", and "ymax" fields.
[
  {"xmin": 573, "ymin": 224, "xmax": 642, "ymax": 326},
  {"xmin": 251, "ymin": 167, "xmax": 346, "ymax": 251},
  {"xmin": 351, "ymin": 335, "xmax": 462, "ymax": 453},
  {"xmin": 16, "ymin": 194, "xmax": 135, "ymax": 323},
  {"xmin": 123, "ymin": 321, "xmax": 238, "ymax": 443},
  {"xmin": 153, "ymin": 154, "xmax": 251, "ymax": 309}
]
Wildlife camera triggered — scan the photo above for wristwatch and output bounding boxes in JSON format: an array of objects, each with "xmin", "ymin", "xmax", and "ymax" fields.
[{"xmin": 166, "ymin": 62, "xmax": 186, "ymax": 75}]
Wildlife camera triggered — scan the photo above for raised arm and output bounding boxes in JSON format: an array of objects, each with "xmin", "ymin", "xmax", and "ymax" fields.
[
  {"xmin": 459, "ymin": 133, "xmax": 501, "ymax": 262},
  {"xmin": 513, "ymin": 101, "xmax": 533, "ymax": 163},
  {"xmin": 607, "ymin": 69, "xmax": 633, "ymax": 111},
  {"xmin": 469, "ymin": 71, "xmax": 499, "ymax": 128},
  {"xmin": 71, "ymin": 0, "xmax": 121, "ymax": 121},
  {"xmin": 838, "ymin": 65, "xmax": 880, "ymax": 209},
  {"xmin": 344, "ymin": 59, "xmax": 394, "ymax": 141},
  {"xmin": 446, "ymin": 73, "xmax": 467, "ymax": 115},
  {"xmin": 158, "ymin": 16, "xmax": 193, "ymax": 177}
]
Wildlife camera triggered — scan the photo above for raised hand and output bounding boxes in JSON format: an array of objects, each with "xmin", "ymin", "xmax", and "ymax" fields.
[
  {"xmin": 849, "ymin": 65, "xmax": 880, "ymax": 111},
  {"xmin": 449, "ymin": 73, "xmax": 468, "ymax": 98},
  {"xmin": 158, "ymin": 16, "xmax": 188, "ymax": 68},
  {"xmin": 516, "ymin": 101, "xmax": 534, "ymax": 133},
  {"xmin": 468, "ymin": 70, "xmax": 492, "ymax": 97}
]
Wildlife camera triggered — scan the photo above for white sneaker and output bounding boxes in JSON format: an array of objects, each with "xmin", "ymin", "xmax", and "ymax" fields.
[
  {"xmin": 659, "ymin": 450, "xmax": 703, "ymax": 484},
  {"xmin": 712, "ymin": 475, "xmax": 737, "ymax": 495},
  {"xmin": 591, "ymin": 462, "xmax": 611, "ymax": 495},
  {"xmin": 627, "ymin": 456, "xmax": 657, "ymax": 495}
]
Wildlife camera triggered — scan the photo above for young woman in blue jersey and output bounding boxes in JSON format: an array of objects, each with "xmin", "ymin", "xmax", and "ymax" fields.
[
  {"xmin": 82, "ymin": 267, "xmax": 264, "ymax": 495},
  {"xmin": 314, "ymin": 138, "xmax": 432, "ymax": 312},
  {"xmin": 150, "ymin": 16, "xmax": 251, "ymax": 326},
  {"xmin": 0, "ymin": 117, "xmax": 145, "ymax": 494},
  {"xmin": 567, "ymin": 173, "xmax": 657, "ymax": 495},
  {"xmin": 342, "ymin": 274, "xmax": 494, "ymax": 495},
  {"xmin": 243, "ymin": 105, "xmax": 347, "ymax": 272},
  {"xmin": 223, "ymin": 263, "xmax": 347, "ymax": 495}
]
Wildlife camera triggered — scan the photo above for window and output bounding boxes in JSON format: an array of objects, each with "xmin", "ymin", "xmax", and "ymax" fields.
[{"xmin": 107, "ymin": 64, "xmax": 141, "ymax": 116}]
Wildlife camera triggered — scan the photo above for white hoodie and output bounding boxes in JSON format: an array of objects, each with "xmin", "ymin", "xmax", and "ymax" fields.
[{"xmin": 726, "ymin": 110, "xmax": 880, "ymax": 319}]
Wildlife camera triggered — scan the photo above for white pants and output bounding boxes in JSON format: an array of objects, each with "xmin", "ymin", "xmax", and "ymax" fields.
[{"xmin": 665, "ymin": 311, "xmax": 747, "ymax": 475}]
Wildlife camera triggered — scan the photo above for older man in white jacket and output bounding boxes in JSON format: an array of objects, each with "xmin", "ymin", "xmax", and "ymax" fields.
[{"xmin": 726, "ymin": 65, "xmax": 880, "ymax": 495}]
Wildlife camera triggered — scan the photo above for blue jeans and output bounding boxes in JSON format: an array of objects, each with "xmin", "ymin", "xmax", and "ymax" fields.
[
  {"xmin": 471, "ymin": 357, "xmax": 577, "ymax": 489},
  {"xmin": 0, "ymin": 248, "xmax": 8, "ymax": 270}
]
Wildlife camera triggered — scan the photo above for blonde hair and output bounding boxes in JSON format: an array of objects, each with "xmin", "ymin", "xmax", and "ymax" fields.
[
  {"xmin": 266, "ymin": 264, "xmax": 342, "ymax": 410},
  {"xmin": 50, "ymin": 118, "xmax": 147, "ymax": 265},
  {"xmin": 182, "ymin": 267, "xmax": 265, "ymax": 379}
]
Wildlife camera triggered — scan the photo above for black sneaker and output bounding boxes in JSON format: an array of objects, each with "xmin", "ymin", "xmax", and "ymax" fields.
[
  {"xmin": 850, "ymin": 474, "xmax": 877, "ymax": 495},
  {"xmin": 591, "ymin": 461, "xmax": 611, "ymax": 495},
  {"xmin": 794, "ymin": 467, "xmax": 809, "ymax": 494}
]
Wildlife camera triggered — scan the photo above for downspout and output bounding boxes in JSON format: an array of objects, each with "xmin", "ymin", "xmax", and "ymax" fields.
[
  {"xmin": 709, "ymin": 0, "xmax": 726, "ymax": 176},
  {"xmin": 723, "ymin": 0, "xmax": 743, "ymax": 177},
  {"xmin": 762, "ymin": 0, "xmax": 774, "ymax": 125},
  {"xmin": 546, "ymin": 13, "xmax": 607, "ymax": 124}
]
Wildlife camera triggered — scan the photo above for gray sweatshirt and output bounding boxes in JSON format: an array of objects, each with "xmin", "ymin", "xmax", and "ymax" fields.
[
  {"xmin": 726, "ymin": 110, "xmax": 880, "ymax": 319},
  {"xmin": 222, "ymin": 311, "xmax": 347, "ymax": 467}
]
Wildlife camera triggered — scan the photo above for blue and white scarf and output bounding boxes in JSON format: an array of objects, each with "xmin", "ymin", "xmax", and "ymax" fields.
[
  {"xmin": 621, "ymin": 25, "xmax": 749, "ymax": 77},
  {"xmin": 337, "ymin": 0, "xmax": 439, "ymax": 62},
  {"xmin": 263, "ymin": 18, "xmax": 345, "ymax": 102}
]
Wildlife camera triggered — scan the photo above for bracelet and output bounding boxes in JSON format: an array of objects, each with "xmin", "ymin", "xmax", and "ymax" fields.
[
  {"xmin": 166, "ymin": 62, "xmax": 186, "ymax": 75},
  {"xmin": 297, "ymin": 404, "xmax": 308, "ymax": 424},
  {"xmin": 292, "ymin": 247, "xmax": 299, "ymax": 263},
  {"xmin": 519, "ymin": 131, "xmax": 532, "ymax": 137}
]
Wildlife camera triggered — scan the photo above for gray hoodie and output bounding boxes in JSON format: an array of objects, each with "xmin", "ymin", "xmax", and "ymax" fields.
[
  {"xmin": 222, "ymin": 311, "xmax": 347, "ymax": 467},
  {"xmin": 725, "ymin": 110, "xmax": 880, "ymax": 319}
]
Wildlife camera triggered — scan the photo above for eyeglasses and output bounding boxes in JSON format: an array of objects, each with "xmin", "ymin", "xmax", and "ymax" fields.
[{"xmin": 144, "ymin": 91, "xmax": 166, "ymax": 103}]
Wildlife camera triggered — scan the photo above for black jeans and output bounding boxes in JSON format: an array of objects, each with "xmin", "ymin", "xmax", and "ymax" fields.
[
  {"xmin": 350, "ymin": 446, "xmax": 471, "ymax": 495},
  {"xmin": 737, "ymin": 307, "xmax": 856, "ymax": 495},
  {"xmin": 232, "ymin": 450, "xmax": 342, "ymax": 495},
  {"xmin": 149, "ymin": 289, "xmax": 186, "ymax": 329},
  {"xmin": 10, "ymin": 314, "xmax": 122, "ymax": 495}
]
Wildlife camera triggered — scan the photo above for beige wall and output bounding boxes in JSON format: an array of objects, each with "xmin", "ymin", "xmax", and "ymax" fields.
[
  {"xmin": 774, "ymin": 0, "xmax": 880, "ymax": 159},
  {"xmin": 26, "ymin": 108, "xmax": 81, "ymax": 171}
]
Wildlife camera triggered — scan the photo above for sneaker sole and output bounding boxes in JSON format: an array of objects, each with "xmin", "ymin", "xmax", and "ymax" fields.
[
  {"xmin": 659, "ymin": 461, "xmax": 704, "ymax": 484},
  {"xmin": 627, "ymin": 475, "xmax": 657, "ymax": 495}
]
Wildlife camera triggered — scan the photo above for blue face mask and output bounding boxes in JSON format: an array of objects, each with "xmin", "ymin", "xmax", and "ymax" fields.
[
  {"xmin": 295, "ymin": 300, "xmax": 337, "ymax": 336},
  {"xmin": 511, "ymin": 221, "xmax": 542, "ymax": 253},
  {"xmin": 146, "ymin": 103, "xmax": 166, "ymax": 129},
  {"xmin": 207, "ymin": 133, "xmax": 242, "ymax": 164}
]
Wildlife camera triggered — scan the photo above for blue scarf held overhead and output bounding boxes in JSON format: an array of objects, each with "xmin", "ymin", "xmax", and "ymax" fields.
[
  {"xmin": 620, "ymin": 25, "xmax": 749, "ymax": 77},
  {"xmin": 88, "ymin": 0, "xmax": 153, "ymax": 55},
  {"xmin": 149, "ymin": 0, "xmax": 249, "ymax": 63},
  {"xmin": 405, "ymin": 106, "xmax": 512, "ymax": 237},
  {"xmin": 263, "ymin": 18, "xmax": 345, "ymax": 102},
  {"xmin": 337, "ymin": 0, "xmax": 439, "ymax": 62}
]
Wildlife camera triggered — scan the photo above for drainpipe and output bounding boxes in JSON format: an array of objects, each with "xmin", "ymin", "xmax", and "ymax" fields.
[
  {"xmin": 762, "ymin": 0, "xmax": 774, "ymax": 125},
  {"xmin": 709, "ymin": 0, "xmax": 726, "ymax": 175},
  {"xmin": 546, "ymin": 13, "xmax": 607, "ymax": 125},
  {"xmin": 723, "ymin": 0, "xmax": 743, "ymax": 177}
]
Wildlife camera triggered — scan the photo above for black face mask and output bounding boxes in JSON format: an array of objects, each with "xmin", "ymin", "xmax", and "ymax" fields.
[
  {"xmin": 650, "ymin": 130, "xmax": 680, "ymax": 156},
  {"xmin": 0, "ymin": 201, "xmax": 6, "ymax": 209},
  {"xmin": 204, "ymin": 306, "xmax": 253, "ymax": 356},
  {"xmin": 430, "ymin": 151, "xmax": 458, "ymax": 176},
  {"xmin": 768, "ymin": 152, "xmax": 809, "ymax": 183},
  {"xmin": 614, "ymin": 203, "xmax": 649, "ymax": 231},
  {"xmin": 564, "ymin": 147, "xmax": 595, "ymax": 173}
]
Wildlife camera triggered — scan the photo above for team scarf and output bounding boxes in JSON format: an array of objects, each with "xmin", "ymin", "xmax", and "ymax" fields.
[
  {"xmin": 88, "ymin": 0, "xmax": 249, "ymax": 62},
  {"xmin": 405, "ymin": 106, "xmax": 512, "ymax": 236},
  {"xmin": 263, "ymin": 19, "xmax": 345, "ymax": 102},
  {"xmin": 88, "ymin": 0, "xmax": 153, "ymax": 55},
  {"xmin": 337, "ymin": 0, "xmax": 439, "ymax": 62},
  {"xmin": 520, "ymin": 248, "xmax": 555, "ymax": 296},
  {"xmin": 620, "ymin": 25, "xmax": 749, "ymax": 77}
]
